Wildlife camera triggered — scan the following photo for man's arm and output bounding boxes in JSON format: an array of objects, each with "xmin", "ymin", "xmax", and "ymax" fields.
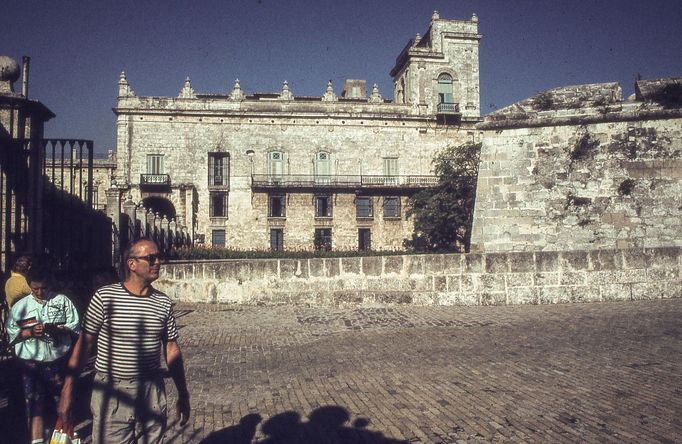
[
  {"xmin": 57, "ymin": 331, "xmax": 96, "ymax": 431},
  {"xmin": 165, "ymin": 339, "xmax": 190, "ymax": 426}
]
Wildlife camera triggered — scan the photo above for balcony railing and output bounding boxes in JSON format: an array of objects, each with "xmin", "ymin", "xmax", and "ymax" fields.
[
  {"xmin": 140, "ymin": 174, "xmax": 171, "ymax": 186},
  {"xmin": 251, "ymin": 174, "xmax": 439, "ymax": 191},
  {"xmin": 436, "ymin": 102, "xmax": 460, "ymax": 114}
]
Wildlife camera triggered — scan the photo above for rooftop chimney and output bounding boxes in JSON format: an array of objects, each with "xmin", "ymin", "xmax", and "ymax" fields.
[{"xmin": 21, "ymin": 56, "xmax": 30, "ymax": 97}]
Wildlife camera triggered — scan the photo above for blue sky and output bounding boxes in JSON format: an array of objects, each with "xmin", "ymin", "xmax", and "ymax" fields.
[{"xmin": 3, "ymin": 0, "xmax": 682, "ymax": 152}]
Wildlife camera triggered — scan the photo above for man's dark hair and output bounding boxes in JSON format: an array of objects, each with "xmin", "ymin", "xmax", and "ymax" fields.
[
  {"xmin": 26, "ymin": 267, "xmax": 50, "ymax": 285},
  {"xmin": 11, "ymin": 255, "xmax": 31, "ymax": 274}
]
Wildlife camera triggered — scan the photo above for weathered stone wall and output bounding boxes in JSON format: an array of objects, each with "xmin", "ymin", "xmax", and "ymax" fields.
[
  {"xmin": 113, "ymin": 12, "xmax": 483, "ymax": 251},
  {"xmin": 390, "ymin": 12, "xmax": 481, "ymax": 118},
  {"xmin": 115, "ymin": 96, "xmax": 477, "ymax": 250},
  {"xmin": 155, "ymin": 246, "xmax": 681, "ymax": 306},
  {"xmin": 471, "ymin": 81, "xmax": 682, "ymax": 252}
]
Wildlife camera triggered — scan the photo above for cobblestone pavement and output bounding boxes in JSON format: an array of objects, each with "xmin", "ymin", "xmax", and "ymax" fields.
[
  {"xmin": 3, "ymin": 299, "xmax": 682, "ymax": 443},
  {"xmin": 159, "ymin": 299, "xmax": 682, "ymax": 443}
]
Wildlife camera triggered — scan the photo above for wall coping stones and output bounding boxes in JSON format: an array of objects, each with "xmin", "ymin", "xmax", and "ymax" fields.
[{"xmin": 157, "ymin": 246, "xmax": 682, "ymax": 307}]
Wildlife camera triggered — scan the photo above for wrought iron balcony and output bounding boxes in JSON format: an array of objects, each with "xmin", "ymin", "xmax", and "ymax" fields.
[
  {"xmin": 140, "ymin": 174, "xmax": 171, "ymax": 187},
  {"xmin": 251, "ymin": 174, "xmax": 438, "ymax": 192},
  {"xmin": 436, "ymin": 102, "xmax": 460, "ymax": 114}
]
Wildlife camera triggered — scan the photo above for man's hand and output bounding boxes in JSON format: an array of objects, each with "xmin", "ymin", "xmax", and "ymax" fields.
[
  {"xmin": 176, "ymin": 393, "xmax": 190, "ymax": 426},
  {"xmin": 56, "ymin": 390, "xmax": 74, "ymax": 435}
]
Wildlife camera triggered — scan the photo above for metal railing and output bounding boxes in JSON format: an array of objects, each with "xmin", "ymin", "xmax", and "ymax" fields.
[
  {"xmin": 437, "ymin": 102, "xmax": 460, "ymax": 114},
  {"xmin": 251, "ymin": 174, "xmax": 439, "ymax": 190},
  {"xmin": 140, "ymin": 174, "xmax": 171, "ymax": 186},
  {"xmin": 43, "ymin": 139, "xmax": 94, "ymax": 208}
]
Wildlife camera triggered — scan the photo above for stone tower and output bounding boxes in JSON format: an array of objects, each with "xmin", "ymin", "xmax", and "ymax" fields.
[{"xmin": 390, "ymin": 11, "xmax": 481, "ymax": 121}]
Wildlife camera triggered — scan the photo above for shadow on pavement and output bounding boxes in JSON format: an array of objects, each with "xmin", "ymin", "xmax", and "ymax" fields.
[{"xmin": 201, "ymin": 405, "xmax": 407, "ymax": 444}]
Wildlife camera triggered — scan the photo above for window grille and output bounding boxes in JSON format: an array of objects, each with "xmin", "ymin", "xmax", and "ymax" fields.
[
  {"xmin": 356, "ymin": 197, "xmax": 373, "ymax": 218},
  {"xmin": 383, "ymin": 197, "xmax": 401, "ymax": 218}
]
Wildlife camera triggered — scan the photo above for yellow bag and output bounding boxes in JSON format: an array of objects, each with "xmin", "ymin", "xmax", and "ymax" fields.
[
  {"xmin": 50, "ymin": 418, "xmax": 81, "ymax": 444},
  {"xmin": 49, "ymin": 429, "xmax": 69, "ymax": 444}
]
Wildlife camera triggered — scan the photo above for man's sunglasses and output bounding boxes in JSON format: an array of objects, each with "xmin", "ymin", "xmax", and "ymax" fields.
[{"xmin": 130, "ymin": 254, "xmax": 163, "ymax": 263}]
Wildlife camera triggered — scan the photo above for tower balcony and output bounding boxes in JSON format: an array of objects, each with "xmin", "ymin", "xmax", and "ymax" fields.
[{"xmin": 436, "ymin": 102, "xmax": 460, "ymax": 115}]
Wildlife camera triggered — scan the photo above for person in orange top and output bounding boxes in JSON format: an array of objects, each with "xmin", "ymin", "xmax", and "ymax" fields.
[{"xmin": 5, "ymin": 255, "xmax": 32, "ymax": 308}]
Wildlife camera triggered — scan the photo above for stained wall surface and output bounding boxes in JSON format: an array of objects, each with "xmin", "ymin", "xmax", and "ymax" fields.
[{"xmin": 471, "ymin": 81, "xmax": 682, "ymax": 252}]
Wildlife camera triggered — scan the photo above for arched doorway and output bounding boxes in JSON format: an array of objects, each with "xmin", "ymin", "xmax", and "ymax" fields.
[{"xmin": 142, "ymin": 196, "xmax": 176, "ymax": 220}]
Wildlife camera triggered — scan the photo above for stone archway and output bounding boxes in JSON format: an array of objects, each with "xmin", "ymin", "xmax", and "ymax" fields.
[{"xmin": 142, "ymin": 196, "xmax": 176, "ymax": 220}]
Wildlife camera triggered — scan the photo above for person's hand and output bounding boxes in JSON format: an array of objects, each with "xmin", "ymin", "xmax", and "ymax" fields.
[
  {"xmin": 57, "ymin": 390, "xmax": 75, "ymax": 435},
  {"xmin": 176, "ymin": 393, "xmax": 190, "ymax": 426},
  {"xmin": 30, "ymin": 323, "xmax": 44, "ymax": 338}
]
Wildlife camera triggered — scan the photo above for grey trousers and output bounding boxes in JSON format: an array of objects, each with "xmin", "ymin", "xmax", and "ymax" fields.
[{"xmin": 90, "ymin": 372, "xmax": 168, "ymax": 444}]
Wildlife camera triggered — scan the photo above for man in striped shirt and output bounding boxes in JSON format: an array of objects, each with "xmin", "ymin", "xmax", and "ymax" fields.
[{"xmin": 58, "ymin": 239, "xmax": 190, "ymax": 443}]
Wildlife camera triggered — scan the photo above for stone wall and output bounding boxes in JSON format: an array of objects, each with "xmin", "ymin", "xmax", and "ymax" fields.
[
  {"xmin": 154, "ymin": 246, "xmax": 681, "ymax": 306},
  {"xmin": 471, "ymin": 80, "xmax": 682, "ymax": 252}
]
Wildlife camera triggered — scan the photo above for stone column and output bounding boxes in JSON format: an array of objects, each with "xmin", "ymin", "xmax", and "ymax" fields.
[
  {"xmin": 105, "ymin": 188, "xmax": 122, "ymax": 266},
  {"xmin": 122, "ymin": 195, "xmax": 137, "ymax": 246}
]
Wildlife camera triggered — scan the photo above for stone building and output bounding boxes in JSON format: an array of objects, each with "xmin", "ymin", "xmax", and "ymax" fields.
[
  {"xmin": 44, "ymin": 149, "xmax": 116, "ymax": 211},
  {"xmin": 471, "ymin": 78, "xmax": 682, "ymax": 252},
  {"xmin": 113, "ymin": 12, "xmax": 482, "ymax": 250}
]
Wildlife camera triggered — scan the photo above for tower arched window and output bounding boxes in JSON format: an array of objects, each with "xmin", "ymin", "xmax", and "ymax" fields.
[{"xmin": 437, "ymin": 73, "xmax": 454, "ymax": 105}]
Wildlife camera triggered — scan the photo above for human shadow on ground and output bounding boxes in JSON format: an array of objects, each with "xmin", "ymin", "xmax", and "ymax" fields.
[{"xmin": 200, "ymin": 405, "xmax": 407, "ymax": 444}]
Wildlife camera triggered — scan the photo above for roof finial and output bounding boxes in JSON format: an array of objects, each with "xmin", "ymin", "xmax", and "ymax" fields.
[
  {"xmin": 230, "ymin": 78, "xmax": 245, "ymax": 101},
  {"xmin": 118, "ymin": 71, "xmax": 135, "ymax": 97},
  {"xmin": 322, "ymin": 79, "xmax": 337, "ymax": 102},
  {"xmin": 369, "ymin": 83, "xmax": 383, "ymax": 103},
  {"xmin": 178, "ymin": 76, "xmax": 196, "ymax": 99},
  {"xmin": 279, "ymin": 80, "xmax": 293, "ymax": 101},
  {"xmin": 432, "ymin": 10, "xmax": 440, "ymax": 21}
]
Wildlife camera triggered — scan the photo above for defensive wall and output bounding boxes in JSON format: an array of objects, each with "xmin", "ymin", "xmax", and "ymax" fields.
[
  {"xmin": 155, "ymin": 246, "xmax": 681, "ymax": 306},
  {"xmin": 471, "ymin": 79, "xmax": 682, "ymax": 253}
]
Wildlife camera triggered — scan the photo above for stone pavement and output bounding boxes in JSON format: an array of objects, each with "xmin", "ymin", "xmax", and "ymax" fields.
[
  {"xmin": 161, "ymin": 299, "xmax": 682, "ymax": 443},
  {"xmin": 3, "ymin": 299, "xmax": 682, "ymax": 443}
]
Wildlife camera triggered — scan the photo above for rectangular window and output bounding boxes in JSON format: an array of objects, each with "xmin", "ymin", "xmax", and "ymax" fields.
[
  {"xmin": 269, "ymin": 194, "xmax": 286, "ymax": 217},
  {"xmin": 147, "ymin": 154, "xmax": 164, "ymax": 174},
  {"xmin": 358, "ymin": 228, "xmax": 372, "ymax": 251},
  {"xmin": 268, "ymin": 151, "xmax": 284, "ymax": 181},
  {"xmin": 356, "ymin": 196, "xmax": 373, "ymax": 218},
  {"xmin": 314, "ymin": 152, "xmax": 331, "ymax": 184},
  {"xmin": 208, "ymin": 153, "xmax": 230, "ymax": 187},
  {"xmin": 314, "ymin": 228, "xmax": 332, "ymax": 251},
  {"xmin": 383, "ymin": 157, "xmax": 398, "ymax": 185},
  {"xmin": 315, "ymin": 195, "xmax": 332, "ymax": 218},
  {"xmin": 212, "ymin": 229, "xmax": 226, "ymax": 247},
  {"xmin": 270, "ymin": 229, "xmax": 284, "ymax": 251},
  {"xmin": 383, "ymin": 197, "xmax": 401, "ymax": 218},
  {"xmin": 210, "ymin": 192, "xmax": 228, "ymax": 218}
]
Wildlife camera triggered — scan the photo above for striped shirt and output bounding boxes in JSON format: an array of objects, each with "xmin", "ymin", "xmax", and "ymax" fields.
[{"xmin": 83, "ymin": 283, "xmax": 179, "ymax": 379}]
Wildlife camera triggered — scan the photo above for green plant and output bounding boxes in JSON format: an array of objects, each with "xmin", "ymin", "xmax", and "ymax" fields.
[
  {"xmin": 570, "ymin": 132, "xmax": 599, "ymax": 161},
  {"xmin": 405, "ymin": 142, "xmax": 481, "ymax": 252},
  {"xmin": 532, "ymin": 91, "xmax": 553, "ymax": 111}
]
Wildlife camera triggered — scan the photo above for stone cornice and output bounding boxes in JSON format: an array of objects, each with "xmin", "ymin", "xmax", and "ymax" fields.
[{"xmin": 478, "ymin": 105, "xmax": 682, "ymax": 130}]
